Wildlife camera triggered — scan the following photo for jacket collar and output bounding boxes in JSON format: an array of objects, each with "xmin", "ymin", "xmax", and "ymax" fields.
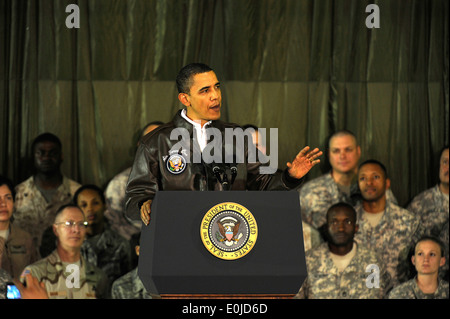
[{"xmin": 172, "ymin": 109, "xmax": 225, "ymax": 131}]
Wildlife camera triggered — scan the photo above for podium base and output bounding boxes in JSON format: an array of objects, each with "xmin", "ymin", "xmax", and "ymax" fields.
[{"xmin": 160, "ymin": 294, "xmax": 295, "ymax": 299}]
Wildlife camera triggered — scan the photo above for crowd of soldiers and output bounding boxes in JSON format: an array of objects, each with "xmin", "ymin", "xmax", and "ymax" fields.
[
  {"xmin": 1, "ymin": 128, "xmax": 448, "ymax": 299},
  {"xmin": 297, "ymin": 131, "xmax": 448, "ymax": 299}
]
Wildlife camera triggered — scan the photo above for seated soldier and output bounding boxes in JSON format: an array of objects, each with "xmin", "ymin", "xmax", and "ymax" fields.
[
  {"xmin": 388, "ymin": 236, "xmax": 449, "ymax": 299},
  {"xmin": 354, "ymin": 159, "xmax": 420, "ymax": 286},
  {"xmin": 407, "ymin": 146, "xmax": 449, "ymax": 278},
  {"xmin": 299, "ymin": 130, "xmax": 397, "ymax": 237},
  {"xmin": 74, "ymin": 184, "xmax": 133, "ymax": 284},
  {"xmin": 0, "ymin": 175, "xmax": 38, "ymax": 280},
  {"xmin": 111, "ymin": 232, "xmax": 157, "ymax": 299},
  {"xmin": 296, "ymin": 202, "xmax": 390, "ymax": 299},
  {"xmin": 14, "ymin": 133, "xmax": 81, "ymax": 250},
  {"xmin": 21, "ymin": 204, "xmax": 109, "ymax": 299}
]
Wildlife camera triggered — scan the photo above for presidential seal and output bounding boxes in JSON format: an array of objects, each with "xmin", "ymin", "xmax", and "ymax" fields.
[
  {"xmin": 166, "ymin": 154, "xmax": 186, "ymax": 174},
  {"xmin": 200, "ymin": 202, "xmax": 258, "ymax": 260}
]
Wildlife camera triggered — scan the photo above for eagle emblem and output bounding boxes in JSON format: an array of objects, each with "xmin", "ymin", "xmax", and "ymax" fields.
[
  {"xmin": 200, "ymin": 202, "xmax": 258, "ymax": 260},
  {"xmin": 166, "ymin": 154, "xmax": 186, "ymax": 174},
  {"xmin": 216, "ymin": 217, "xmax": 243, "ymax": 246}
]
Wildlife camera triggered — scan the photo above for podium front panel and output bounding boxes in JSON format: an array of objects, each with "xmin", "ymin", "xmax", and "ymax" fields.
[{"xmin": 138, "ymin": 191, "xmax": 307, "ymax": 295}]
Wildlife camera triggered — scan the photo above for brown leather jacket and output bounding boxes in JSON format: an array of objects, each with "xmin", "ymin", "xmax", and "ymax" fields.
[{"xmin": 125, "ymin": 110, "xmax": 303, "ymax": 221}]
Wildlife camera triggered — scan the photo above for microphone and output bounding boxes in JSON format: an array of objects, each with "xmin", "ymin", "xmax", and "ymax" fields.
[
  {"xmin": 213, "ymin": 165, "xmax": 232, "ymax": 191},
  {"xmin": 222, "ymin": 171, "xmax": 230, "ymax": 190},
  {"xmin": 213, "ymin": 166, "xmax": 223, "ymax": 184},
  {"xmin": 230, "ymin": 166, "xmax": 238, "ymax": 187}
]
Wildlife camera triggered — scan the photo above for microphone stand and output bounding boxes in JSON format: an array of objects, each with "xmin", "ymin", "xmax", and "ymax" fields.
[{"xmin": 213, "ymin": 165, "xmax": 234, "ymax": 191}]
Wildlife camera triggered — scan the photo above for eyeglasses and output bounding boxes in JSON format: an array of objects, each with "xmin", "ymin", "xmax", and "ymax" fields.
[{"xmin": 55, "ymin": 221, "xmax": 89, "ymax": 229}]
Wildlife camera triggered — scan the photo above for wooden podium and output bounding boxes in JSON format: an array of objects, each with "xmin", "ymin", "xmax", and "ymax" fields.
[{"xmin": 137, "ymin": 191, "xmax": 306, "ymax": 299}]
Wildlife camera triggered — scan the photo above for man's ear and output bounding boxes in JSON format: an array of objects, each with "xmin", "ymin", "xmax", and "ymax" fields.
[
  {"xmin": 385, "ymin": 178, "xmax": 391, "ymax": 190},
  {"xmin": 178, "ymin": 93, "xmax": 190, "ymax": 107},
  {"xmin": 53, "ymin": 224, "xmax": 59, "ymax": 237}
]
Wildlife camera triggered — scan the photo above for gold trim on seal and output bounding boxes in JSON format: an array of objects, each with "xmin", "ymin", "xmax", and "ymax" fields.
[{"xmin": 200, "ymin": 202, "xmax": 258, "ymax": 260}]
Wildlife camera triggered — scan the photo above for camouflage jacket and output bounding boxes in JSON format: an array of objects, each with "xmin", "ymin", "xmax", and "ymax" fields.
[
  {"xmin": 82, "ymin": 223, "xmax": 133, "ymax": 284},
  {"xmin": 296, "ymin": 242, "xmax": 390, "ymax": 299},
  {"xmin": 302, "ymin": 221, "xmax": 322, "ymax": 252},
  {"xmin": 21, "ymin": 250, "xmax": 109, "ymax": 299},
  {"xmin": 407, "ymin": 185, "xmax": 449, "ymax": 237},
  {"xmin": 407, "ymin": 186, "xmax": 449, "ymax": 280},
  {"xmin": 439, "ymin": 220, "xmax": 449, "ymax": 280},
  {"xmin": 111, "ymin": 268, "xmax": 153, "ymax": 299},
  {"xmin": 354, "ymin": 201, "xmax": 420, "ymax": 285},
  {"xmin": 14, "ymin": 176, "xmax": 81, "ymax": 248},
  {"xmin": 299, "ymin": 172, "xmax": 397, "ymax": 230},
  {"xmin": 104, "ymin": 167, "xmax": 141, "ymax": 240},
  {"xmin": 388, "ymin": 277, "xmax": 449, "ymax": 299}
]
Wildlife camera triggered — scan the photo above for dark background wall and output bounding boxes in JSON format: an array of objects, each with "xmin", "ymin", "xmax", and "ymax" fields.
[{"xmin": 1, "ymin": 0, "xmax": 448, "ymax": 206}]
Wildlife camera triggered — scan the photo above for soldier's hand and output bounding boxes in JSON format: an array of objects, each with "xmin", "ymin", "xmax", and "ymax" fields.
[
  {"xmin": 141, "ymin": 199, "xmax": 152, "ymax": 226},
  {"xmin": 14, "ymin": 274, "xmax": 48, "ymax": 299}
]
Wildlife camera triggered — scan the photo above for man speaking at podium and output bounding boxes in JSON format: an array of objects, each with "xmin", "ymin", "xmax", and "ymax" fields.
[{"xmin": 125, "ymin": 63, "xmax": 322, "ymax": 225}]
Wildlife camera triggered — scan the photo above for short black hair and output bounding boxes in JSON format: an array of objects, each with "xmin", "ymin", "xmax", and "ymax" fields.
[
  {"xmin": 73, "ymin": 184, "xmax": 105, "ymax": 205},
  {"xmin": 0, "ymin": 175, "xmax": 15, "ymax": 199},
  {"xmin": 359, "ymin": 159, "xmax": 388, "ymax": 179},
  {"xmin": 176, "ymin": 63, "xmax": 213, "ymax": 94},
  {"xmin": 31, "ymin": 132, "xmax": 62, "ymax": 152},
  {"xmin": 326, "ymin": 202, "xmax": 357, "ymax": 223}
]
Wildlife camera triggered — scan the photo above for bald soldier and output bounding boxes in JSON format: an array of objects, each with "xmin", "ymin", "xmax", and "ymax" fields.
[{"xmin": 299, "ymin": 130, "xmax": 397, "ymax": 232}]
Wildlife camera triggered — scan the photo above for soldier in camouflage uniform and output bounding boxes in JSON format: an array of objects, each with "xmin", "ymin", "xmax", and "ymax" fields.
[
  {"xmin": 388, "ymin": 236, "xmax": 449, "ymax": 299},
  {"xmin": 74, "ymin": 185, "xmax": 132, "ymax": 285},
  {"xmin": 354, "ymin": 160, "xmax": 420, "ymax": 286},
  {"xmin": 296, "ymin": 202, "xmax": 390, "ymax": 299},
  {"xmin": 407, "ymin": 146, "xmax": 449, "ymax": 278},
  {"xmin": 302, "ymin": 221, "xmax": 322, "ymax": 252},
  {"xmin": 299, "ymin": 130, "xmax": 397, "ymax": 232},
  {"xmin": 14, "ymin": 133, "xmax": 81, "ymax": 249},
  {"xmin": 112, "ymin": 267, "xmax": 153, "ymax": 299},
  {"xmin": 104, "ymin": 167, "xmax": 140, "ymax": 240},
  {"xmin": 21, "ymin": 204, "xmax": 109, "ymax": 299},
  {"xmin": 104, "ymin": 122, "xmax": 163, "ymax": 240},
  {"xmin": 111, "ymin": 233, "xmax": 156, "ymax": 299}
]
